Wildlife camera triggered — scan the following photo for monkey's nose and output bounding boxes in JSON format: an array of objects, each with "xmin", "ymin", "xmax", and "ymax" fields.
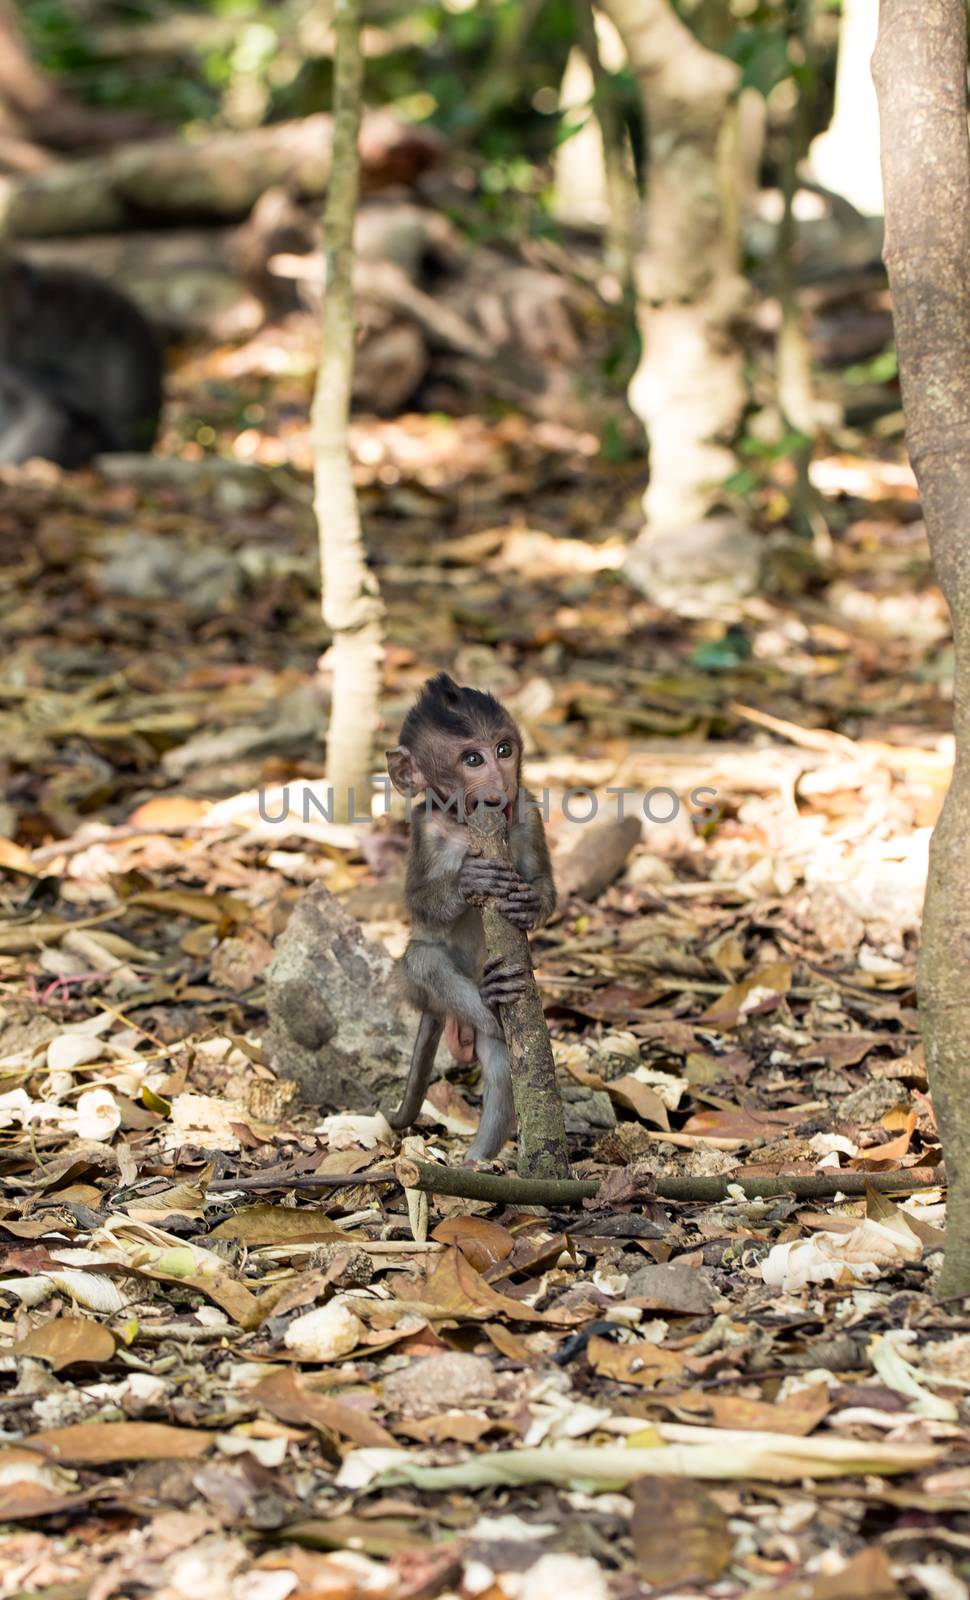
[{"xmin": 465, "ymin": 788, "xmax": 505, "ymax": 814}]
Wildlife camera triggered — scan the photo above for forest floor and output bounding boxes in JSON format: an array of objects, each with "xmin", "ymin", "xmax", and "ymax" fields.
[{"xmin": 0, "ymin": 323, "xmax": 965, "ymax": 1600}]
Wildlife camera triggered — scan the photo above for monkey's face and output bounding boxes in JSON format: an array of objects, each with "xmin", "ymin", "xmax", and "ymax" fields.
[
  {"xmin": 451, "ymin": 727, "xmax": 520, "ymax": 818},
  {"xmin": 386, "ymin": 725, "xmax": 521, "ymax": 819}
]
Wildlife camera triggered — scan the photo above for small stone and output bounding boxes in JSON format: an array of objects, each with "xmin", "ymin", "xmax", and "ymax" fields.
[{"xmin": 382, "ymin": 1352, "xmax": 497, "ymax": 1417}]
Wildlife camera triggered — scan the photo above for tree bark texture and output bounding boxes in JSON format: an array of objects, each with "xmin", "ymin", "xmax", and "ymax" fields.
[
  {"xmin": 873, "ymin": 0, "xmax": 970, "ymax": 1294},
  {"xmin": 467, "ymin": 807, "xmax": 570, "ymax": 1179},
  {"xmin": 601, "ymin": 0, "xmax": 747, "ymax": 535},
  {"xmin": 311, "ymin": 0, "xmax": 385, "ymax": 823}
]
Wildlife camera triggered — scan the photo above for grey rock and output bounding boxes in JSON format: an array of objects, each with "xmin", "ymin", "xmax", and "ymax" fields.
[
  {"xmin": 382, "ymin": 1352, "xmax": 497, "ymax": 1416},
  {"xmin": 626, "ymin": 515, "xmax": 763, "ymax": 613},
  {"xmin": 98, "ymin": 531, "xmax": 243, "ymax": 610},
  {"xmin": 561, "ymin": 1081, "xmax": 616, "ymax": 1135},
  {"xmin": 624, "ymin": 1260, "xmax": 718, "ymax": 1314},
  {"xmin": 264, "ymin": 883, "xmax": 412, "ymax": 1108}
]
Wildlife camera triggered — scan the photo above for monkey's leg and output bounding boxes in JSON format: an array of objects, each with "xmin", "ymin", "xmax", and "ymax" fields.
[
  {"xmin": 464, "ymin": 960, "xmax": 527, "ymax": 1161},
  {"xmin": 466, "ymin": 1031, "xmax": 516, "ymax": 1161},
  {"xmin": 389, "ymin": 1010, "xmax": 443, "ymax": 1130},
  {"xmin": 405, "ymin": 945, "xmax": 501, "ymax": 1039}
]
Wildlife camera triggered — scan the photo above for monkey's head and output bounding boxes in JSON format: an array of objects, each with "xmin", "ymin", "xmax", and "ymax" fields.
[{"xmin": 386, "ymin": 673, "xmax": 521, "ymax": 819}]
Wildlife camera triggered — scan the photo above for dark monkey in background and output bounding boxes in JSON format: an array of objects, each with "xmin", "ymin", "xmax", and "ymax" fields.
[
  {"xmin": 386, "ymin": 674, "xmax": 556, "ymax": 1160},
  {"xmin": 0, "ymin": 256, "xmax": 163, "ymax": 469}
]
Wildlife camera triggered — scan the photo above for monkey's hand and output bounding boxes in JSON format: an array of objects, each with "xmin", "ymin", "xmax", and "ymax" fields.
[
  {"xmin": 458, "ymin": 854, "xmax": 520, "ymax": 907},
  {"xmin": 480, "ymin": 954, "xmax": 527, "ymax": 1012},
  {"xmin": 493, "ymin": 881, "xmax": 542, "ymax": 929}
]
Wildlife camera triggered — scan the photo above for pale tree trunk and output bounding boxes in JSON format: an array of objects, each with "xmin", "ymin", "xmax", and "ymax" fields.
[
  {"xmin": 601, "ymin": 0, "xmax": 748, "ymax": 548},
  {"xmin": 553, "ymin": 5, "xmax": 635, "ymax": 283},
  {"xmin": 312, "ymin": 0, "xmax": 384, "ymax": 825},
  {"xmin": 873, "ymin": 0, "xmax": 970, "ymax": 1294},
  {"xmin": 813, "ymin": 0, "xmax": 883, "ymax": 218},
  {"xmin": 554, "ymin": 48, "xmax": 609, "ymax": 229},
  {"xmin": 775, "ymin": 21, "xmax": 832, "ymax": 555}
]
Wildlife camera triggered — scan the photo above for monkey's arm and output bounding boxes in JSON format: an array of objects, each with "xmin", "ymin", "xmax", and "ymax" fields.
[{"xmin": 406, "ymin": 812, "xmax": 521, "ymax": 926}]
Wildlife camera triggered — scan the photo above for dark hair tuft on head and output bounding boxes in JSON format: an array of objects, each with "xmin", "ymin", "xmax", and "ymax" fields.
[{"xmin": 401, "ymin": 672, "xmax": 513, "ymax": 745}]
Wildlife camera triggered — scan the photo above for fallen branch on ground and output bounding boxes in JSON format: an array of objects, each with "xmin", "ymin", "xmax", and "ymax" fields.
[{"xmin": 208, "ymin": 1162, "xmax": 945, "ymax": 1207}]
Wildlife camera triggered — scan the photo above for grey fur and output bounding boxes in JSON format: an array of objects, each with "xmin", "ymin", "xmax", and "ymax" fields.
[{"xmin": 391, "ymin": 792, "xmax": 555, "ymax": 1159}]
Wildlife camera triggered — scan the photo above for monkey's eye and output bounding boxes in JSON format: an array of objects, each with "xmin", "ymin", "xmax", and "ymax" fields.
[
  {"xmin": 496, "ymin": 741, "xmax": 514, "ymax": 759},
  {"xmin": 463, "ymin": 751, "xmax": 485, "ymax": 767}
]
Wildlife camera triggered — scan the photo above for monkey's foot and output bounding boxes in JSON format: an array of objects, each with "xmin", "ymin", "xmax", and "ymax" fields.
[{"xmin": 480, "ymin": 954, "xmax": 527, "ymax": 1010}]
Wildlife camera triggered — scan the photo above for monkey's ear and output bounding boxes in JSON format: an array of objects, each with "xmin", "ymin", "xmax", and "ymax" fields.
[{"xmin": 385, "ymin": 744, "xmax": 426, "ymax": 795}]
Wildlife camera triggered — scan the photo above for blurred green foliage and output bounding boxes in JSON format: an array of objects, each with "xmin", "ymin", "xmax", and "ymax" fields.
[{"xmin": 18, "ymin": 0, "xmax": 838, "ymax": 162}]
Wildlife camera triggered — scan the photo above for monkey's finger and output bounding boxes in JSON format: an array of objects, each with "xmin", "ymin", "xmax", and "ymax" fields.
[{"xmin": 482, "ymin": 974, "xmax": 527, "ymax": 992}]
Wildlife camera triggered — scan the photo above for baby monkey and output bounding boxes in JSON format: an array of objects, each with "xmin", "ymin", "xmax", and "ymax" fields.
[{"xmin": 386, "ymin": 673, "xmax": 556, "ymax": 1160}]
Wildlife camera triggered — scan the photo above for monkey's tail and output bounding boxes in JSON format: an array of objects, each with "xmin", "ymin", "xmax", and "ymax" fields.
[{"xmin": 388, "ymin": 1011, "xmax": 442, "ymax": 1130}]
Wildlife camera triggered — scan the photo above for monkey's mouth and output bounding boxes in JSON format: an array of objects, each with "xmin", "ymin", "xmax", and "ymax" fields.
[{"xmin": 464, "ymin": 793, "xmax": 516, "ymax": 823}]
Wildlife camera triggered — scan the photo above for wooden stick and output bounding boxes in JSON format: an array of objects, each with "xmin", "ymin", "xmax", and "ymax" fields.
[
  {"xmin": 467, "ymin": 806, "xmax": 570, "ymax": 1180},
  {"xmin": 396, "ymin": 1158, "xmax": 945, "ymax": 1208},
  {"xmin": 207, "ymin": 1162, "xmax": 945, "ymax": 1208}
]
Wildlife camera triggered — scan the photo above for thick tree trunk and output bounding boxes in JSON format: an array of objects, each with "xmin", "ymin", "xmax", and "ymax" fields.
[
  {"xmin": 312, "ymin": 0, "xmax": 384, "ymax": 824},
  {"xmin": 873, "ymin": 0, "xmax": 970, "ymax": 1295},
  {"xmin": 0, "ymin": 112, "xmax": 439, "ymax": 237},
  {"xmin": 467, "ymin": 808, "xmax": 570, "ymax": 1180},
  {"xmin": 601, "ymin": 0, "xmax": 747, "ymax": 542}
]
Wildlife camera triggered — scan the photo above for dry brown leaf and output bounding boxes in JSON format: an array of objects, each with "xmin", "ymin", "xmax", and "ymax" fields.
[
  {"xmin": 128, "ymin": 889, "xmax": 250, "ymax": 924},
  {"xmin": 128, "ymin": 797, "xmax": 211, "ymax": 830},
  {"xmin": 481, "ymin": 1322, "xmax": 536, "ymax": 1361},
  {"xmin": 746, "ymin": 1545, "xmax": 905, "ymax": 1600},
  {"xmin": 799, "ymin": 1035, "xmax": 884, "ymax": 1069},
  {"xmin": 252, "ymin": 1370, "xmax": 396, "ymax": 1449},
  {"xmin": 398, "ymin": 1412, "xmax": 493, "ymax": 1444},
  {"xmin": 606, "ymin": 1074, "xmax": 671, "ymax": 1130},
  {"xmin": 672, "ymin": 1384, "xmax": 830, "ymax": 1435},
  {"xmin": 0, "ymin": 838, "xmax": 36, "ymax": 874},
  {"xmin": 122, "ymin": 1177, "xmax": 209, "ymax": 1222},
  {"xmin": 210, "ymin": 1206, "xmax": 356, "ymax": 1246},
  {"xmin": 13, "ymin": 1317, "xmax": 116, "ymax": 1372},
  {"xmin": 431, "ymin": 1216, "xmax": 516, "ymax": 1273},
  {"xmin": 700, "ymin": 961, "xmax": 792, "ymax": 1028},
  {"xmin": 632, "ymin": 1476, "xmax": 733, "ymax": 1585},
  {"xmin": 588, "ymin": 1334, "xmax": 685, "ymax": 1386},
  {"xmin": 853, "ymin": 1110, "xmax": 917, "ymax": 1165},
  {"xmin": 0, "ymin": 1484, "xmax": 95, "ymax": 1520},
  {"xmin": 30, "ymin": 1421, "xmax": 214, "ymax": 1464},
  {"xmin": 397, "ymin": 1245, "xmax": 572, "ymax": 1325},
  {"xmin": 681, "ymin": 1105, "xmax": 811, "ymax": 1141}
]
